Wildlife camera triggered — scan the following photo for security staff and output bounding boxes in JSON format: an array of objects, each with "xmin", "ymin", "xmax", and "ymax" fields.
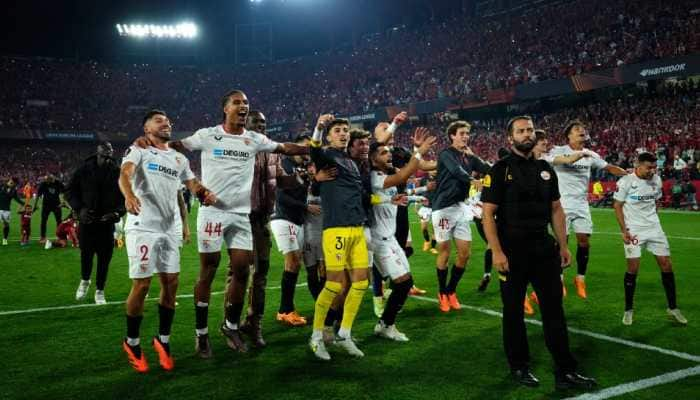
[
  {"xmin": 481, "ymin": 115, "xmax": 596, "ymax": 390},
  {"xmin": 67, "ymin": 141, "xmax": 125, "ymax": 304}
]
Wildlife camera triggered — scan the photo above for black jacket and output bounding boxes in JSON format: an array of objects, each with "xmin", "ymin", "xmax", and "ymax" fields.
[{"xmin": 66, "ymin": 155, "xmax": 125, "ymax": 224}]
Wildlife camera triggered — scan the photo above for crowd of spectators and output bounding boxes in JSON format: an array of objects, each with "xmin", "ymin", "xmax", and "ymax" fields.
[{"xmin": 0, "ymin": 0, "xmax": 697, "ymax": 134}]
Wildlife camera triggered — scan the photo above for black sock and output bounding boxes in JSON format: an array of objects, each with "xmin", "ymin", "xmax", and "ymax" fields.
[
  {"xmin": 422, "ymin": 229, "xmax": 430, "ymax": 242},
  {"xmin": 661, "ymin": 272, "xmax": 677, "ymax": 309},
  {"xmin": 226, "ymin": 302, "xmax": 244, "ymax": 327},
  {"xmin": 446, "ymin": 265, "xmax": 466, "ymax": 294},
  {"xmin": 279, "ymin": 270, "xmax": 299, "ymax": 313},
  {"xmin": 484, "ymin": 249, "xmax": 493, "ymax": 274},
  {"xmin": 372, "ymin": 265, "xmax": 384, "ymax": 297},
  {"xmin": 437, "ymin": 268, "xmax": 448, "ymax": 294},
  {"xmin": 431, "ymin": 239, "xmax": 437, "ymax": 249},
  {"xmin": 325, "ymin": 307, "xmax": 339, "ymax": 327},
  {"xmin": 195, "ymin": 303, "xmax": 208, "ymax": 330},
  {"xmin": 306, "ymin": 265, "xmax": 320, "ymax": 300},
  {"xmin": 576, "ymin": 245, "xmax": 589, "ymax": 276},
  {"xmin": 381, "ymin": 278, "xmax": 413, "ymax": 326},
  {"xmin": 624, "ymin": 272, "xmax": 637, "ymax": 311},
  {"xmin": 2, "ymin": 225, "xmax": 8, "ymax": 239},
  {"xmin": 126, "ymin": 314, "xmax": 143, "ymax": 357},
  {"xmin": 158, "ymin": 304, "xmax": 175, "ymax": 336}
]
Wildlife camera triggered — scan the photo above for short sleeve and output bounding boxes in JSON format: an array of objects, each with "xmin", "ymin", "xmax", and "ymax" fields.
[
  {"xmin": 181, "ymin": 129, "xmax": 205, "ymax": 151},
  {"xmin": 613, "ymin": 176, "xmax": 629, "ymax": 203},
  {"xmin": 180, "ymin": 158, "xmax": 196, "ymax": 182},
  {"xmin": 547, "ymin": 164, "xmax": 561, "ymax": 201},
  {"xmin": 590, "ymin": 151, "xmax": 608, "ymax": 170},
  {"xmin": 371, "ymin": 171, "xmax": 387, "ymax": 192},
  {"xmin": 481, "ymin": 162, "xmax": 506, "ymax": 205},
  {"xmin": 256, "ymin": 134, "xmax": 280, "ymax": 153},
  {"xmin": 121, "ymin": 146, "xmax": 143, "ymax": 167}
]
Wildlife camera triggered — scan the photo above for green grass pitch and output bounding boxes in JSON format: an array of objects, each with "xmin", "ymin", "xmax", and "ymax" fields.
[{"xmin": 1, "ymin": 203, "xmax": 699, "ymax": 399}]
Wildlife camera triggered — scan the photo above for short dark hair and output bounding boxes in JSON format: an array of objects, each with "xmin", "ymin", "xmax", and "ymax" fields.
[
  {"xmin": 325, "ymin": 118, "xmax": 350, "ymax": 136},
  {"xmin": 348, "ymin": 128, "xmax": 370, "ymax": 149},
  {"xmin": 247, "ymin": 110, "xmax": 264, "ymax": 120},
  {"xmin": 446, "ymin": 120, "xmax": 471, "ymax": 142},
  {"xmin": 221, "ymin": 89, "xmax": 246, "ymax": 109},
  {"xmin": 294, "ymin": 133, "xmax": 311, "ymax": 143},
  {"xmin": 638, "ymin": 152, "xmax": 657, "ymax": 164},
  {"xmin": 535, "ymin": 129, "xmax": 546, "ymax": 143},
  {"xmin": 564, "ymin": 119, "xmax": 585, "ymax": 138},
  {"xmin": 369, "ymin": 142, "xmax": 383, "ymax": 158},
  {"xmin": 142, "ymin": 109, "xmax": 167, "ymax": 126},
  {"xmin": 506, "ymin": 115, "xmax": 533, "ymax": 135}
]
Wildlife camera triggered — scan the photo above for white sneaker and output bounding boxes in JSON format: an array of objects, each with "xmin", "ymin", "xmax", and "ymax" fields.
[
  {"xmin": 333, "ymin": 335, "xmax": 364, "ymax": 357},
  {"xmin": 94, "ymin": 290, "xmax": 106, "ymax": 305},
  {"xmin": 44, "ymin": 240, "xmax": 52, "ymax": 250},
  {"xmin": 309, "ymin": 337, "xmax": 331, "ymax": 361},
  {"xmin": 622, "ymin": 310, "xmax": 633, "ymax": 326},
  {"xmin": 2, "ymin": 238, "xmax": 7, "ymax": 245},
  {"xmin": 75, "ymin": 280, "xmax": 90, "ymax": 300},
  {"xmin": 374, "ymin": 321, "xmax": 409, "ymax": 342},
  {"xmin": 373, "ymin": 296, "xmax": 385, "ymax": 318},
  {"xmin": 667, "ymin": 308, "xmax": 688, "ymax": 325}
]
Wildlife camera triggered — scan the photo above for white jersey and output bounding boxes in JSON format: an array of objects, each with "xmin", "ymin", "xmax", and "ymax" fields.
[
  {"xmin": 181, "ymin": 125, "xmax": 279, "ymax": 213},
  {"xmin": 466, "ymin": 190, "xmax": 482, "ymax": 220},
  {"xmin": 371, "ymin": 171, "xmax": 398, "ymax": 238},
  {"xmin": 122, "ymin": 145, "xmax": 195, "ymax": 233},
  {"xmin": 543, "ymin": 145, "xmax": 608, "ymax": 200},
  {"xmin": 613, "ymin": 173, "xmax": 663, "ymax": 230},
  {"xmin": 305, "ymin": 193, "xmax": 323, "ymax": 236}
]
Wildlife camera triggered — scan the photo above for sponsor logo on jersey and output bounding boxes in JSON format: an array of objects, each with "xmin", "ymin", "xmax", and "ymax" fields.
[
  {"xmin": 561, "ymin": 164, "xmax": 589, "ymax": 171},
  {"xmin": 147, "ymin": 163, "xmax": 180, "ymax": 178},
  {"xmin": 213, "ymin": 148, "xmax": 251, "ymax": 160},
  {"xmin": 629, "ymin": 194, "xmax": 656, "ymax": 201}
]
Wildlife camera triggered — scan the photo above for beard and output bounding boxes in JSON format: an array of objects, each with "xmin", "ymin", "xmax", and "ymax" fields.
[{"xmin": 513, "ymin": 139, "xmax": 535, "ymax": 153}]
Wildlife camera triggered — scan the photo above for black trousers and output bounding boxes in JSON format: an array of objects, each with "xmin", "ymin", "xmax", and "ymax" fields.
[
  {"xmin": 499, "ymin": 232, "xmax": 577, "ymax": 373},
  {"xmin": 41, "ymin": 206, "xmax": 62, "ymax": 238},
  {"xmin": 79, "ymin": 222, "xmax": 115, "ymax": 290},
  {"xmin": 246, "ymin": 213, "xmax": 271, "ymax": 318}
]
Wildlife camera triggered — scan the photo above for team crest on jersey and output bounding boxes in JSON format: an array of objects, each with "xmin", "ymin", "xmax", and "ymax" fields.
[
  {"xmin": 483, "ymin": 174, "xmax": 491, "ymax": 187},
  {"xmin": 175, "ymin": 156, "xmax": 181, "ymax": 165},
  {"xmin": 540, "ymin": 171, "xmax": 551, "ymax": 180},
  {"xmin": 244, "ymin": 139, "xmax": 251, "ymax": 146}
]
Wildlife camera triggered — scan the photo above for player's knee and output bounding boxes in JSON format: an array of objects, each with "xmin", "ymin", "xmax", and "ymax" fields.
[{"xmin": 231, "ymin": 263, "xmax": 250, "ymax": 282}]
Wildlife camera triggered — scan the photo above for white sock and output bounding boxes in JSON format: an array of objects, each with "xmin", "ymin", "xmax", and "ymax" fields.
[
  {"xmin": 560, "ymin": 274, "xmax": 564, "ymax": 281},
  {"xmin": 195, "ymin": 327, "xmax": 208, "ymax": 336},
  {"xmin": 577, "ymin": 274, "xmax": 585, "ymax": 280},
  {"xmin": 126, "ymin": 337, "xmax": 140, "ymax": 347},
  {"xmin": 159, "ymin": 335, "xmax": 170, "ymax": 344},
  {"xmin": 484, "ymin": 273, "xmax": 491, "ymax": 278},
  {"xmin": 196, "ymin": 301, "xmax": 208, "ymax": 307},
  {"xmin": 225, "ymin": 319, "xmax": 238, "ymax": 330},
  {"xmin": 337, "ymin": 328, "xmax": 351, "ymax": 339},
  {"xmin": 311, "ymin": 329, "xmax": 323, "ymax": 341},
  {"xmin": 81, "ymin": 279, "xmax": 90, "ymax": 285}
]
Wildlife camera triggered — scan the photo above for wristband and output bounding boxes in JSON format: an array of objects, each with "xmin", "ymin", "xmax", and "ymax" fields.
[
  {"xmin": 413, "ymin": 152, "xmax": 422, "ymax": 161},
  {"xmin": 387, "ymin": 122, "xmax": 398, "ymax": 134}
]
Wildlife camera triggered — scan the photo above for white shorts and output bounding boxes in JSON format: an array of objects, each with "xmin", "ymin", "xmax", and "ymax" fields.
[
  {"xmin": 126, "ymin": 230, "xmax": 180, "ymax": 279},
  {"xmin": 372, "ymin": 236, "xmax": 410, "ymax": 280},
  {"xmin": 624, "ymin": 227, "xmax": 671, "ymax": 259},
  {"xmin": 431, "ymin": 203, "xmax": 472, "ymax": 243},
  {"xmin": 0, "ymin": 210, "xmax": 10, "ymax": 224},
  {"xmin": 561, "ymin": 197, "xmax": 593, "ymax": 234},
  {"xmin": 196, "ymin": 207, "xmax": 252, "ymax": 253},
  {"xmin": 303, "ymin": 224, "xmax": 323, "ymax": 266},
  {"xmin": 364, "ymin": 226, "xmax": 374, "ymax": 266},
  {"xmin": 271, "ymin": 219, "xmax": 304, "ymax": 254},
  {"xmin": 418, "ymin": 207, "xmax": 432, "ymax": 222}
]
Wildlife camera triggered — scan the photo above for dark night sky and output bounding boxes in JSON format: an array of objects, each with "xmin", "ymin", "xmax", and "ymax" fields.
[{"xmin": 0, "ymin": 0, "xmax": 469, "ymax": 63}]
